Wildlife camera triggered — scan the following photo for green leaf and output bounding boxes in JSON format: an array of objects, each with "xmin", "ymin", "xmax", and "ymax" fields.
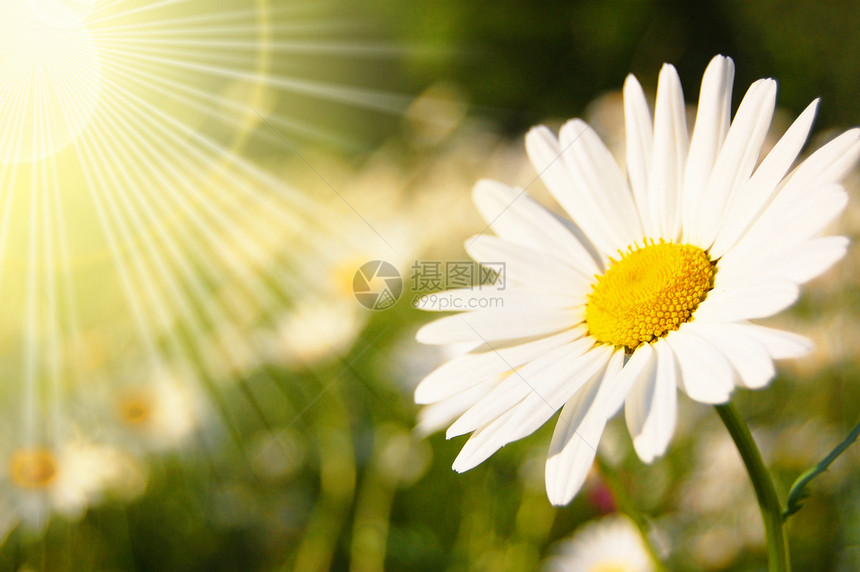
[{"xmin": 783, "ymin": 419, "xmax": 860, "ymax": 519}]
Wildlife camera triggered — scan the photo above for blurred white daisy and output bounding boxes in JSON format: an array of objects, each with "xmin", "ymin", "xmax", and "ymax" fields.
[
  {"xmin": 415, "ymin": 55, "xmax": 860, "ymax": 505},
  {"xmin": 541, "ymin": 515, "xmax": 655, "ymax": 572},
  {"xmin": 107, "ymin": 369, "xmax": 208, "ymax": 455},
  {"xmin": 261, "ymin": 296, "xmax": 367, "ymax": 367},
  {"xmin": 0, "ymin": 435, "xmax": 138, "ymax": 535},
  {"xmin": 259, "ymin": 154, "xmax": 430, "ymax": 368}
]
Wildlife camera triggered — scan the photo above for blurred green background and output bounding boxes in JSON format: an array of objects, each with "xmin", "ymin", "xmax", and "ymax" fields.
[
  {"xmin": 3, "ymin": 1, "xmax": 859, "ymax": 571},
  {"xmin": 370, "ymin": 0, "xmax": 860, "ymax": 132}
]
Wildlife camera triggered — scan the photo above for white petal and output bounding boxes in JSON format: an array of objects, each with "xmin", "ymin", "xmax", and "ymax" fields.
[
  {"xmin": 415, "ymin": 288, "xmax": 574, "ymax": 312},
  {"xmin": 775, "ymin": 183, "xmax": 847, "ymax": 244},
  {"xmin": 465, "ymin": 235, "xmax": 590, "ymax": 293},
  {"xmin": 710, "ymin": 100, "xmax": 819, "ymax": 258},
  {"xmin": 499, "ymin": 344, "xmax": 614, "ymax": 445},
  {"xmin": 724, "ymin": 131, "xmax": 860, "ymax": 261},
  {"xmin": 546, "ymin": 399, "xmax": 605, "ymax": 506},
  {"xmin": 451, "ymin": 407, "xmax": 519, "ymax": 472},
  {"xmin": 525, "ymin": 125, "xmax": 618, "ymax": 260},
  {"xmin": 743, "ymin": 182, "xmax": 846, "ymax": 250},
  {"xmin": 415, "ymin": 328, "xmax": 584, "ymax": 404},
  {"xmin": 415, "ymin": 305, "xmax": 578, "ymax": 345},
  {"xmin": 718, "ymin": 184, "xmax": 848, "ymax": 280},
  {"xmin": 557, "ymin": 119, "xmax": 643, "ymax": 247},
  {"xmin": 472, "ymin": 179, "xmax": 600, "ymax": 273},
  {"xmin": 623, "ymin": 74, "xmax": 654, "ymax": 232},
  {"xmin": 648, "ymin": 63, "xmax": 688, "ymax": 240},
  {"xmin": 544, "ymin": 350, "xmax": 624, "ymax": 506},
  {"xmin": 415, "ymin": 354, "xmax": 500, "ymax": 405},
  {"xmin": 601, "ymin": 341, "xmax": 655, "ymax": 415},
  {"xmin": 446, "ymin": 338, "xmax": 595, "ymax": 437},
  {"xmin": 740, "ymin": 323, "xmax": 813, "ymax": 360},
  {"xmin": 694, "ymin": 278, "xmax": 799, "ymax": 323},
  {"xmin": 666, "ymin": 327, "xmax": 734, "ymax": 404},
  {"xmin": 720, "ymin": 235, "xmax": 848, "ymax": 289},
  {"xmin": 416, "ymin": 378, "xmax": 498, "ymax": 435},
  {"xmin": 625, "ymin": 338, "xmax": 677, "ymax": 463},
  {"xmin": 450, "ymin": 344, "xmax": 612, "ymax": 472},
  {"xmin": 762, "ymin": 236, "xmax": 849, "ymax": 284},
  {"xmin": 683, "ymin": 55, "xmax": 734, "ymax": 235},
  {"xmin": 780, "ymin": 128, "xmax": 860, "ymax": 193},
  {"xmin": 685, "ymin": 321, "xmax": 775, "ymax": 389},
  {"xmin": 690, "ymin": 79, "xmax": 777, "ymax": 249},
  {"xmin": 724, "ymin": 130, "xmax": 859, "ymax": 261}
]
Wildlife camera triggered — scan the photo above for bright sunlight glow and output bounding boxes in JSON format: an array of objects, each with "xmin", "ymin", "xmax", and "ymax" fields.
[
  {"xmin": 1, "ymin": 0, "xmax": 101, "ymax": 163},
  {"xmin": 0, "ymin": 0, "xmax": 413, "ymax": 451}
]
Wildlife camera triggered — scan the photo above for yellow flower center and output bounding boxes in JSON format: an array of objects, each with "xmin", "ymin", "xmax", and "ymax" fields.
[
  {"xmin": 589, "ymin": 563, "xmax": 634, "ymax": 572},
  {"xmin": 119, "ymin": 394, "xmax": 152, "ymax": 426},
  {"xmin": 586, "ymin": 241, "xmax": 714, "ymax": 350},
  {"xmin": 10, "ymin": 449, "xmax": 59, "ymax": 488}
]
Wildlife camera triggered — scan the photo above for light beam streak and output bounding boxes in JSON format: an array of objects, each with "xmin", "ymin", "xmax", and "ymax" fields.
[{"xmin": 0, "ymin": 0, "xmax": 434, "ymax": 530}]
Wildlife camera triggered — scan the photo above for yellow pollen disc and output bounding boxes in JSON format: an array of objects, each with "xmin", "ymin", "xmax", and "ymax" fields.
[
  {"xmin": 589, "ymin": 563, "xmax": 632, "ymax": 572},
  {"xmin": 119, "ymin": 395, "xmax": 152, "ymax": 426},
  {"xmin": 10, "ymin": 449, "xmax": 59, "ymax": 488},
  {"xmin": 586, "ymin": 241, "xmax": 714, "ymax": 350}
]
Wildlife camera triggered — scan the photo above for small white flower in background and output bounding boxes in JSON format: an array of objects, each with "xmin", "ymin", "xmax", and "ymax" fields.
[
  {"xmin": 541, "ymin": 515, "xmax": 655, "ymax": 572},
  {"xmin": 415, "ymin": 55, "xmax": 860, "ymax": 505},
  {"xmin": 110, "ymin": 370, "xmax": 207, "ymax": 454},
  {"xmin": 259, "ymin": 169, "xmax": 424, "ymax": 367},
  {"xmin": 0, "ymin": 435, "xmax": 138, "ymax": 536},
  {"xmin": 262, "ymin": 296, "xmax": 366, "ymax": 366}
]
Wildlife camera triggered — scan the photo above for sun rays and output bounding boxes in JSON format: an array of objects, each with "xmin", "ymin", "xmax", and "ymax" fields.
[{"xmin": 0, "ymin": 0, "xmax": 421, "ymax": 532}]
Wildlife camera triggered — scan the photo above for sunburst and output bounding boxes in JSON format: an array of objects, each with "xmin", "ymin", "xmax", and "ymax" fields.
[{"xmin": 0, "ymin": 0, "xmax": 414, "ymax": 463}]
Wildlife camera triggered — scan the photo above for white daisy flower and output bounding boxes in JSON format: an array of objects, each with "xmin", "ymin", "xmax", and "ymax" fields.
[
  {"xmin": 541, "ymin": 515, "xmax": 655, "ymax": 572},
  {"xmin": 109, "ymin": 370, "xmax": 207, "ymax": 454},
  {"xmin": 0, "ymin": 435, "xmax": 138, "ymax": 534},
  {"xmin": 414, "ymin": 55, "xmax": 860, "ymax": 505},
  {"xmin": 261, "ymin": 296, "xmax": 366, "ymax": 366}
]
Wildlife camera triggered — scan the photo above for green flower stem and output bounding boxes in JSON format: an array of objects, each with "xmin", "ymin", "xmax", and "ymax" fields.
[
  {"xmin": 715, "ymin": 401, "xmax": 790, "ymax": 572},
  {"xmin": 595, "ymin": 456, "xmax": 668, "ymax": 572}
]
